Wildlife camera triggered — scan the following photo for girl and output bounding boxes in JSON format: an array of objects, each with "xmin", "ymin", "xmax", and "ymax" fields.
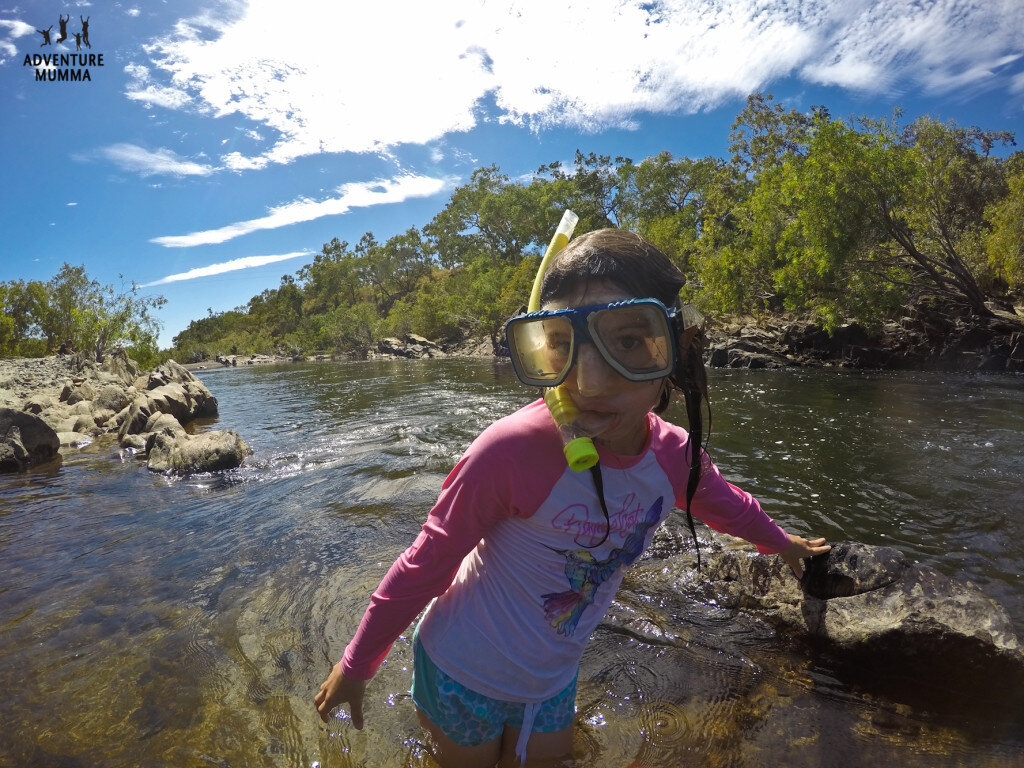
[{"xmin": 315, "ymin": 228, "xmax": 829, "ymax": 767}]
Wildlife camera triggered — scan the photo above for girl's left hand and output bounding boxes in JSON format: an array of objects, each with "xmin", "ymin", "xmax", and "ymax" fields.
[{"xmin": 780, "ymin": 535, "xmax": 831, "ymax": 579}]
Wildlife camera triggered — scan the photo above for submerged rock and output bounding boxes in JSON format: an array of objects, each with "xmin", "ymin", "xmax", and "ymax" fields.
[{"xmin": 146, "ymin": 430, "xmax": 252, "ymax": 475}]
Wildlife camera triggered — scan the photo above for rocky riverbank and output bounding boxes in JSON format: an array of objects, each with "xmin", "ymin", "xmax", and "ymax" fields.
[
  {"xmin": 705, "ymin": 302, "xmax": 1024, "ymax": 372},
  {"xmin": 362, "ymin": 304, "xmax": 1024, "ymax": 373},
  {"xmin": 183, "ymin": 334, "xmax": 495, "ymax": 370},
  {"xmin": 0, "ymin": 350, "xmax": 250, "ymax": 474}
]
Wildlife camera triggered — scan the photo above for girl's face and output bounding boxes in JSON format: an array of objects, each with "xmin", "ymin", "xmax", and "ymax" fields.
[{"xmin": 542, "ymin": 279, "xmax": 666, "ymax": 456}]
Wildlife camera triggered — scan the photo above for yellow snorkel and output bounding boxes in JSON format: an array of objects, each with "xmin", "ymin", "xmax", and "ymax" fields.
[{"xmin": 528, "ymin": 210, "xmax": 600, "ymax": 472}]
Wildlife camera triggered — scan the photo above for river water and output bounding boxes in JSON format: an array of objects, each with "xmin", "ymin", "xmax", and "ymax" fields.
[{"xmin": 1, "ymin": 359, "xmax": 1022, "ymax": 768}]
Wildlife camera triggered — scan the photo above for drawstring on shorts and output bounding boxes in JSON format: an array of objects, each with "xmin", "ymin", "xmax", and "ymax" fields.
[{"xmin": 515, "ymin": 701, "xmax": 540, "ymax": 765}]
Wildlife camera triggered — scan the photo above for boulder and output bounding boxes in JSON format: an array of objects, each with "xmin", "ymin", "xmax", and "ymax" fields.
[
  {"xmin": 146, "ymin": 430, "xmax": 251, "ymax": 474},
  {"xmin": 92, "ymin": 383, "xmax": 133, "ymax": 415},
  {"xmin": 0, "ymin": 408, "xmax": 61, "ymax": 471},
  {"xmin": 63, "ymin": 379, "xmax": 97, "ymax": 405},
  {"xmin": 375, "ymin": 335, "xmax": 446, "ymax": 359},
  {"xmin": 141, "ymin": 413, "xmax": 188, "ymax": 453},
  {"xmin": 22, "ymin": 393, "xmax": 58, "ymax": 414},
  {"xmin": 142, "ymin": 360, "xmax": 201, "ymax": 391},
  {"xmin": 57, "ymin": 432, "xmax": 93, "ymax": 448},
  {"xmin": 118, "ymin": 376, "xmax": 218, "ymax": 441},
  {"xmin": 623, "ymin": 528, "xmax": 1024, "ymax": 687},
  {"xmin": 71, "ymin": 414, "xmax": 98, "ymax": 434},
  {"xmin": 0, "ymin": 426, "xmax": 30, "ymax": 472},
  {"xmin": 89, "ymin": 407, "xmax": 116, "ymax": 429},
  {"xmin": 708, "ymin": 337, "xmax": 793, "ymax": 369}
]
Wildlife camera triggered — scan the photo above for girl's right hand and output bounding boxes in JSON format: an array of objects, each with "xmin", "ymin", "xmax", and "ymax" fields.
[{"xmin": 315, "ymin": 662, "xmax": 366, "ymax": 728}]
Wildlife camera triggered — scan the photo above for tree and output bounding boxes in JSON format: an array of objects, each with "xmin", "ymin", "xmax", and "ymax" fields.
[
  {"xmin": 699, "ymin": 106, "xmax": 1016, "ymax": 328},
  {"xmin": 425, "ymin": 165, "xmax": 548, "ymax": 268},
  {"xmin": 537, "ymin": 150, "xmax": 632, "ymax": 233},
  {"xmin": 38, "ymin": 264, "xmax": 165, "ymax": 359},
  {"xmin": 297, "ymin": 238, "xmax": 360, "ymax": 313},
  {"xmin": 898, "ymin": 117, "xmax": 1014, "ymax": 308},
  {"xmin": 728, "ymin": 92, "xmax": 829, "ymax": 178},
  {"xmin": 0, "ymin": 279, "xmax": 47, "ymax": 355},
  {"xmin": 618, "ymin": 151, "xmax": 725, "ymax": 273},
  {"xmin": 985, "ymin": 167, "xmax": 1024, "ymax": 296}
]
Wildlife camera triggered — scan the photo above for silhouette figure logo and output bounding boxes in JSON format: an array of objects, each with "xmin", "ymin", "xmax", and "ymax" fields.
[{"xmin": 24, "ymin": 12, "xmax": 103, "ymax": 82}]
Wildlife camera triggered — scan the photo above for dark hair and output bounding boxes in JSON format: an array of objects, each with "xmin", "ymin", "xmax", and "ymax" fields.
[
  {"xmin": 540, "ymin": 229, "xmax": 684, "ymax": 308},
  {"xmin": 540, "ymin": 228, "xmax": 711, "ymax": 566}
]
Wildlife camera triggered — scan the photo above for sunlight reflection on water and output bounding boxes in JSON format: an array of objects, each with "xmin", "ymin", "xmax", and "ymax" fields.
[{"xmin": 1, "ymin": 360, "xmax": 1022, "ymax": 767}]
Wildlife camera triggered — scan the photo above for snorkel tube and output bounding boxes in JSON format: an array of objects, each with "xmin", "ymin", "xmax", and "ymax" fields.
[{"xmin": 528, "ymin": 210, "xmax": 600, "ymax": 472}]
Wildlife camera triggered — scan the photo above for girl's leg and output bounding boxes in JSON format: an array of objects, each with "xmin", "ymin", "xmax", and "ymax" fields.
[
  {"xmin": 497, "ymin": 725, "xmax": 574, "ymax": 767},
  {"xmin": 417, "ymin": 707, "xmax": 502, "ymax": 768}
]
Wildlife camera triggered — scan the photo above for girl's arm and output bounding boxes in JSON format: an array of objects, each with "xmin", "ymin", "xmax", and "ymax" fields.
[
  {"xmin": 688, "ymin": 450, "xmax": 829, "ymax": 569},
  {"xmin": 317, "ymin": 459, "xmax": 510, "ymax": 725},
  {"xmin": 339, "ymin": 401, "xmax": 558, "ymax": 680}
]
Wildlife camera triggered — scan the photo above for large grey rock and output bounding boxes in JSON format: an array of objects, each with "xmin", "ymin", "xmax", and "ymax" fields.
[
  {"xmin": 618, "ymin": 526, "xmax": 1024, "ymax": 687},
  {"xmin": 146, "ymin": 430, "xmax": 251, "ymax": 475},
  {"xmin": 708, "ymin": 337, "xmax": 793, "ymax": 369},
  {"xmin": 0, "ymin": 426, "xmax": 31, "ymax": 471},
  {"xmin": 118, "ymin": 375, "xmax": 218, "ymax": 442},
  {"xmin": 705, "ymin": 541, "xmax": 1020, "ymax": 658},
  {"xmin": 92, "ymin": 383, "xmax": 133, "ymax": 414},
  {"xmin": 0, "ymin": 408, "xmax": 60, "ymax": 471}
]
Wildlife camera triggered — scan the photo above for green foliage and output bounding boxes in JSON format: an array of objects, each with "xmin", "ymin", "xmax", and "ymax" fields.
[
  {"xmin": 167, "ymin": 96, "xmax": 1020, "ymax": 356},
  {"xmin": 0, "ymin": 265, "xmax": 165, "ymax": 359},
  {"xmin": 985, "ymin": 168, "xmax": 1024, "ymax": 295}
]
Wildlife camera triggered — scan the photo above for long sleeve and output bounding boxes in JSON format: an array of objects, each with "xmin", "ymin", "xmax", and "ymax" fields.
[
  {"xmin": 652, "ymin": 416, "xmax": 790, "ymax": 555},
  {"xmin": 339, "ymin": 399, "xmax": 564, "ymax": 680},
  {"xmin": 690, "ymin": 451, "xmax": 791, "ymax": 554},
  {"xmin": 339, "ymin": 455, "xmax": 512, "ymax": 679}
]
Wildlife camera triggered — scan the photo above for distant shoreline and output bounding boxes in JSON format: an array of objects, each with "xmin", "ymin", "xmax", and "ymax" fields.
[{"xmin": 182, "ymin": 304, "xmax": 1024, "ymax": 375}]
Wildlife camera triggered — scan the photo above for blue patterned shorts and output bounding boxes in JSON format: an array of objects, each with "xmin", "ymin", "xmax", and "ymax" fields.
[{"xmin": 410, "ymin": 633, "xmax": 577, "ymax": 747}]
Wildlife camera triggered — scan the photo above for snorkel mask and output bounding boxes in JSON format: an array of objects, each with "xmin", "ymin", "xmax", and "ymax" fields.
[{"xmin": 506, "ymin": 298, "xmax": 680, "ymax": 387}]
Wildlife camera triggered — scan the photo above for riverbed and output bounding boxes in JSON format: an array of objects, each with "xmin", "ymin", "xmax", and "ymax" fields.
[{"xmin": 1, "ymin": 359, "xmax": 1021, "ymax": 767}]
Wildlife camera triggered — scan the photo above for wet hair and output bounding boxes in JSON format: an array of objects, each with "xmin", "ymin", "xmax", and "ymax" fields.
[{"xmin": 540, "ymin": 228, "xmax": 710, "ymax": 567}]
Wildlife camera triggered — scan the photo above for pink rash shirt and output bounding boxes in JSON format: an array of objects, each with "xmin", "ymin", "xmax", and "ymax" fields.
[{"xmin": 340, "ymin": 399, "xmax": 791, "ymax": 702}]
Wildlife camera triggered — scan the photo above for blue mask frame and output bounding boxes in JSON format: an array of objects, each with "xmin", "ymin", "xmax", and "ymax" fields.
[{"xmin": 504, "ymin": 298, "xmax": 681, "ymax": 387}]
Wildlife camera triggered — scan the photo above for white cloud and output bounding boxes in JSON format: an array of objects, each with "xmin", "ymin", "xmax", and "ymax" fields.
[
  {"xmin": 221, "ymin": 150, "xmax": 269, "ymax": 171},
  {"xmin": 126, "ymin": 8, "xmax": 141, "ymax": 17},
  {"xmin": 0, "ymin": 18, "xmax": 34, "ymax": 64},
  {"xmin": 124, "ymin": 62, "xmax": 193, "ymax": 109},
  {"xmin": 67, "ymin": 201, "xmax": 77, "ymax": 206},
  {"xmin": 800, "ymin": 0, "xmax": 1024, "ymax": 95},
  {"xmin": 142, "ymin": 252, "xmax": 310, "ymax": 287},
  {"xmin": 131, "ymin": 0, "xmax": 1024, "ymax": 166},
  {"xmin": 97, "ymin": 143, "xmax": 215, "ymax": 177},
  {"xmin": 151, "ymin": 173, "xmax": 448, "ymax": 248},
  {"xmin": 0, "ymin": 19, "xmax": 34, "ymax": 37}
]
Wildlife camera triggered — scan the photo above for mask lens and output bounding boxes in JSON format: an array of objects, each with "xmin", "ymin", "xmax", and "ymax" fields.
[
  {"xmin": 508, "ymin": 314, "xmax": 573, "ymax": 384},
  {"xmin": 590, "ymin": 303, "xmax": 672, "ymax": 379}
]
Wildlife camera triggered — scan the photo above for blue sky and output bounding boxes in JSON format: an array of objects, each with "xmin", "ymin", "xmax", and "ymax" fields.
[{"xmin": 2, "ymin": 0, "xmax": 1023, "ymax": 349}]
